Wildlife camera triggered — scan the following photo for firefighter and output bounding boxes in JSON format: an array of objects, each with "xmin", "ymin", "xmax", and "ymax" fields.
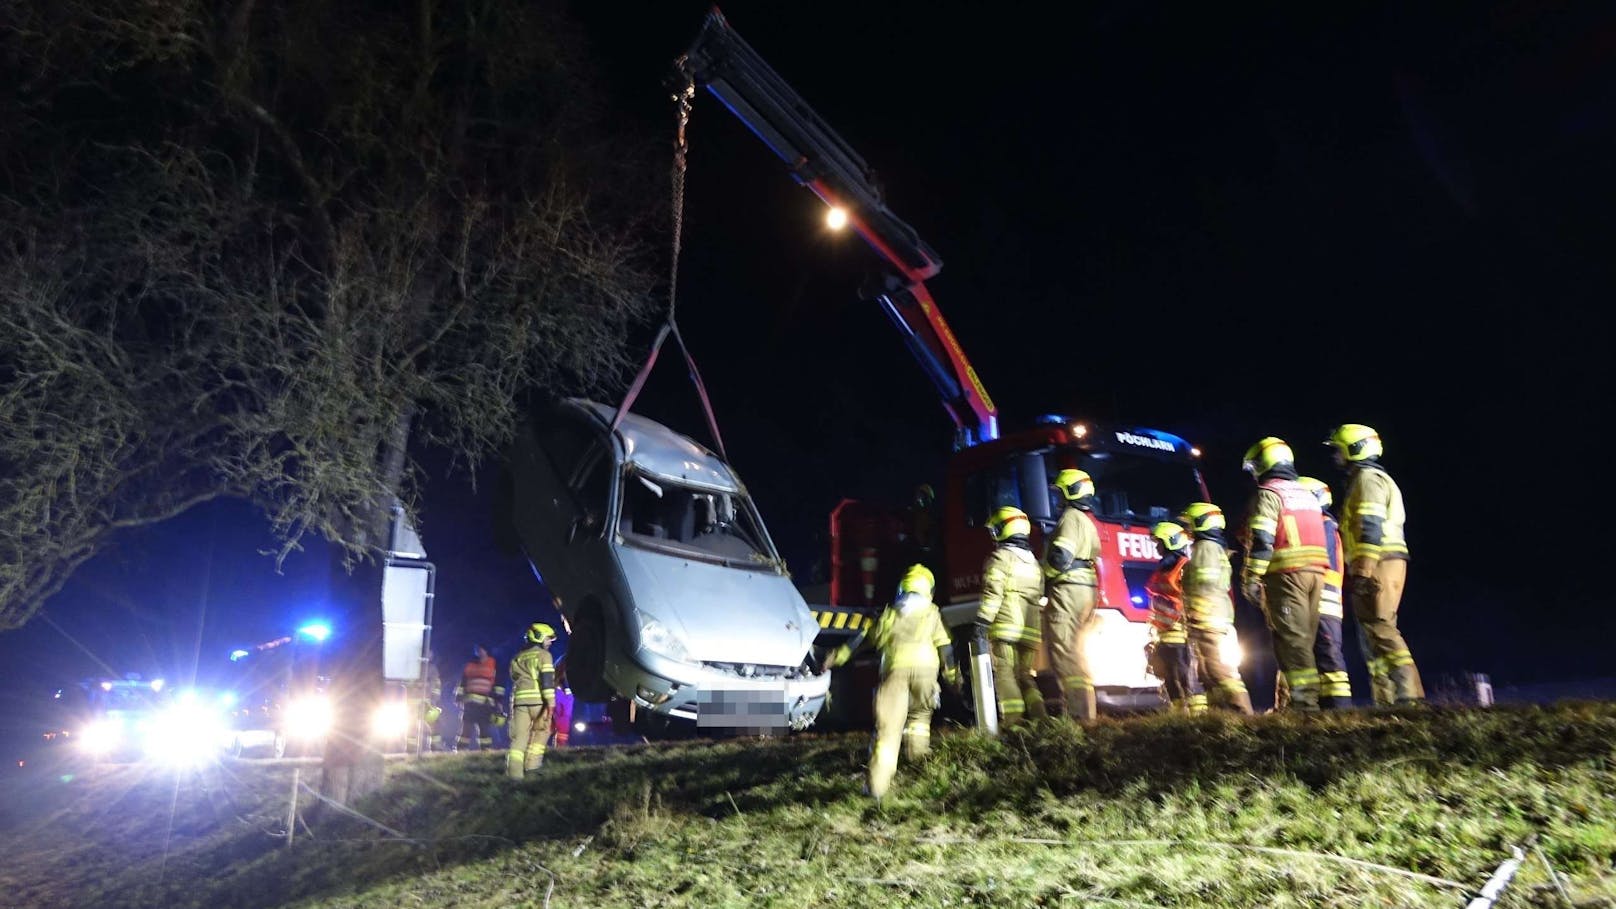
[
  {"xmin": 1178, "ymin": 503, "xmax": 1255, "ymax": 714},
  {"xmin": 1144, "ymin": 521, "xmax": 1205, "ymax": 714},
  {"xmin": 823, "ymin": 564, "xmax": 961, "ymax": 799},
  {"xmin": 1326, "ymin": 424, "xmax": 1423, "ymax": 705},
  {"xmin": 1240, "ymin": 437, "xmax": 1329, "ymax": 712},
  {"xmin": 507, "ymin": 623, "xmax": 558, "ymax": 779},
  {"xmin": 975, "ymin": 505, "xmax": 1047, "ymax": 726},
  {"xmin": 1041, "ymin": 469, "xmax": 1103, "ymax": 722},
  {"xmin": 1297, "ymin": 477, "xmax": 1354, "ymax": 708},
  {"xmin": 454, "ymin": 644, "xmax": 505, "ymax": 751}
]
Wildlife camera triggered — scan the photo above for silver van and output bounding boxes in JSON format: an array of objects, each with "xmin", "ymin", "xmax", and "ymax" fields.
[{"xmin": 507, "ymin": 399, "xmax": 829, "ymax": 731}]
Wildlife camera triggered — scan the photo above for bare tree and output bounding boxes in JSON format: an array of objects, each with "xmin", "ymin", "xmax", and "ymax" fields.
[{"xmin": 1, "ymin": 0, "xmax": 661, "ymax": 798}]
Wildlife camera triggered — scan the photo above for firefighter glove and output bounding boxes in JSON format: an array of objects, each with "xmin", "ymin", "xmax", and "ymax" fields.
[
  {"xmin": 1348, "ymin": 573, "xmax": 1377, "ymax": 605},
  {"xmin": 1242, "ymin": 579, "xmax": 1265, "ymax": 608},
  {"xmin": 491, "ymin": 713, "xmax": 507, "ymax": 727},
  {"xmin": 971, "ymin": 621, "xmax": 991, "ymax": 654}
]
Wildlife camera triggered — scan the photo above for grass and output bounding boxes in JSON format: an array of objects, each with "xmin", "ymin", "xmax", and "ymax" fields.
[{"xmin": 2, "ymin": 703, "xmax": 1615, "ymax": 908}]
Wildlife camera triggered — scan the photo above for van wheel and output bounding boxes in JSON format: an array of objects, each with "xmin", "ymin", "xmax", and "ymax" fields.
[{"xmin": 567, "ymin": 605, "xmax": 611, "ymax": 701}]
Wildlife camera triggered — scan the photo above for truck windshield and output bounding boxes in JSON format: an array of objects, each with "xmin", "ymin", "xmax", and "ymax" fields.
[
  {"xmin": 966, "ymin": 448, "xmax": 1205, "ymax": 527},
  {"xmin": 619, "ymin": 471, "xmax": 781, "ymax": 569}
]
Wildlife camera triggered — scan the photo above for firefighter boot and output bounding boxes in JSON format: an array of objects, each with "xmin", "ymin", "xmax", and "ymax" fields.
[
  {"xmin": 1388, "ymin": 658, "xmax": 1424, "ymax": 704},
  {"xmin": 1280, "ymin": 668, "xmax": 1321, "ymax": 712},
  {"xmin": 1224, "ymin": 684, "xmax": 1255, "ymax": 716},
  {"xmin": 1365, "ymin": 657, "xmax": 1395, "ymax": 707}
]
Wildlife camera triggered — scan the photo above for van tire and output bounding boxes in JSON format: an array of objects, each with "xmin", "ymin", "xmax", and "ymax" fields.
[{"xmin": 567, "ymin": 604, "xmax": 612, "ymax": 702}]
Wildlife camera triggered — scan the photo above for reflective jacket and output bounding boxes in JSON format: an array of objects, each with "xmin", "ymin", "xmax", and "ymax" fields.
[
  {"xmin": 1321, "ymin": 515, "xmax": 1345, "ymax": 619},
  {"xmin": 1043, "ymin": 505, "xmax": 1100, "ymax": 586},
  {"xmin": 509, "ymin": 644, "xmax": 556, "ymax": 708},
  {"xmin": 455, "ymin": 657, "xmax": 504, "ymax": 706},
  {"xmin": 1184, "ymin": 536, "xmax": 1235, "ymax": 630},
  {"xmin": 1146, "ymin": 557, "xmax": 1189, "ymax": 644},
  {"xmin": 977, "ymin": 541, "xmax": 1044, "ymax": 645},
  {"xmin": 1243, "ymin": 476, "xmax": 1328, "ymax": 584},
  {"xmin": 1341, "ymin": 463, "xmax": 1409, "ymax": 565},
  {"xmin": 831, "ymin": 594, "xmax": 959, "ymax": 683}
]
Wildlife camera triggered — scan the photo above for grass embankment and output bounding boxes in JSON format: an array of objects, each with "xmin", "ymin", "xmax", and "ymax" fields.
[{"xmin": 2, "ymin": 704, "xmax": 1614, "ymax": 908}]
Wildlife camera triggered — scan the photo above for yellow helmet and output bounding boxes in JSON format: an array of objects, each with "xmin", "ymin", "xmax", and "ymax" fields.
[
  {"xmin": 1150, "ymin": 521, "xmax": 1191, "ymax": 555},
  {"xmin": 1051, "ymin": 468, "xmax": 1095, "ymax": 502},
  {"xmin": 1296, "ymin": 476, "xmax": 1332, "ymax": 510},
  {"xmin": 1242, "ymin": 437, "xmax": 1294, "ymax": 477},
  {"xmin": 1326, "ymin": 423, "xmax": 1382, "ymax": 463},
  {"xmin": 987, "ymin": 505, "xmax": 1031, "ymax": 541},
  {"xmin": 1177, "ymin": 502, "xmax": 1226, "ymax": 534},
  {"xmin": 525, "ymin": 622, "xmax": 557, "ymax": 645},
  {"xmin": 898, "ymin": 564, "xmax": 935, "ymax": 598}
]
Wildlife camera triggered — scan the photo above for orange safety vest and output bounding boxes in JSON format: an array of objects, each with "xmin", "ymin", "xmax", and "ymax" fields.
[
  {"xmin": 1259, "ymin": 477, "xmax": 1329, "ymax": 572},
  {"xmin": 461, "ymin": 657, "xmax": 497, "ymax": 698},
  {"xmin": 1146, "ymin": 559, "xmax": 1187, "ymax": 639}
]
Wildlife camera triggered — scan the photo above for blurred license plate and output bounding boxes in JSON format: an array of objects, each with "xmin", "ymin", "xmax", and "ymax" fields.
[{"xmin": 697, "ymin": 682, "xmax": 788, "ymax": 729}]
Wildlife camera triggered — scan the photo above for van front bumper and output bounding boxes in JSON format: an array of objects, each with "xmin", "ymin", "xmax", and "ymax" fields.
[{"xmin": 607, "ymin": 649, "xmax": 830, "ymax": 731}]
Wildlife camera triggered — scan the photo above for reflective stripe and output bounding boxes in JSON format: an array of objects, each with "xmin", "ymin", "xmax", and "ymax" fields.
[
  {"xmin": 1283, "ymin": 668, "xmax": 1319, "ymax": 687},
  {"xmin": 1385, "ymin": 649, "xmax": 1415, "ymax": 667},
  {"xmin": 1217, "ymin": 677, "xmax": 1248, "ymax": 694},
  {"xmin": 1062, "ymin": 675, "xmax": 1093, "ymax": 690},
  {"xmin": 1321, "ymin": 671, "xmax": 1352, "ymax": 698}
]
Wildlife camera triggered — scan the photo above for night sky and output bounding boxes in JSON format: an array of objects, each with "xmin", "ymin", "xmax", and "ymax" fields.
[{"xmin": 4, "ymin": 1, "xmax": 1613, "ymax": 741}]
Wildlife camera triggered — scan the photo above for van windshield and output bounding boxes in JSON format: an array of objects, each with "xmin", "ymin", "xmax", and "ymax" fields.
[{"xmin": 619, "ymin": 471, "xmax": 780, "ymax": 570}]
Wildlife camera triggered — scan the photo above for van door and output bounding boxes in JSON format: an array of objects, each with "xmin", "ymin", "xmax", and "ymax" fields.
[{"xmin": 510, "ymin": 410, "xmax": 605, "ymax": 603}]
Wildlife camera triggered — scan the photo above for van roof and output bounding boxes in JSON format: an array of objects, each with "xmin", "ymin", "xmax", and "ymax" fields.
[{"xmin": 575, "ymin": 400, "xmax": 742, "ymax": 492}]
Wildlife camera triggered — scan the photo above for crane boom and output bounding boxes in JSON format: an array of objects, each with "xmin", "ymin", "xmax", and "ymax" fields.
[{"xmin": 678, "ymin": 7, "xmax": 999, "ymax": 446}]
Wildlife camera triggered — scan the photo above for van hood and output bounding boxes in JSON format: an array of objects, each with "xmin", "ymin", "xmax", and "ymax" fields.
[{"xmin": 616, "ymin": 545, "xmax": 816, "ymax": 667}]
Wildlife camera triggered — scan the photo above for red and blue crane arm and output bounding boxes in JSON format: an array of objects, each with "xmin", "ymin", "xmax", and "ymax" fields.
[{"xmin": 678, "ymin": 7, "xmax": 998, "ymax": 446}]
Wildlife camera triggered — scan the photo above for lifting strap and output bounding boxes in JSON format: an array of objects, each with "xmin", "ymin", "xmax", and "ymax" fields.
[{"xmin": 610, "ymin": 76, "xmax": 728, "ymax": 462}]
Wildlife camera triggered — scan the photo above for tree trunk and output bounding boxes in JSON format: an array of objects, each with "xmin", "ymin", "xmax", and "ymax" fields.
[{"xmin": 316, "ymin": 408, "xmax": 415, "ymax": 811}]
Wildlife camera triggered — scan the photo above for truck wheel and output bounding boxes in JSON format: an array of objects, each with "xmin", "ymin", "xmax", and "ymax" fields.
[{"xmin": 566, "ymin": 604, "xmax": 612, "ymax": 702}]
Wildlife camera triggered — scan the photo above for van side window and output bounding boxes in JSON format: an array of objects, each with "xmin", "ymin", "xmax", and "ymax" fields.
[
  {"xmin": 533, "ymin": 415, "xmax": 596, "ymax": 481},
  {"xmin": 573, "ymin": 445, "xmax": 615, "ymax": 529}
]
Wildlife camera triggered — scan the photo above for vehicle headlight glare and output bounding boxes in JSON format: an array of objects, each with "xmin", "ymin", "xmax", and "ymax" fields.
[
  {"xmin": 370, "ymin": 701, "xmax": 411, "ymax": 739},
  {"xmin": 285, "ymin": 696, "xmax": 333, "ymax": 740},
  {"xmin": 143, "ymin": 703, "xmax": 227, "ymax": 766},
  {"xmin": 79, "ymin": 717, "xmax": 123, "ymax": 755}
]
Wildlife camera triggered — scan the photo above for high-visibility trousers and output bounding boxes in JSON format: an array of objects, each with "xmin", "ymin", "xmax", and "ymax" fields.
[
  {"xmin": 1260, "ymin": 570, "xmax": 1323, "ymax": 712},
  {"xmin": 990, "ymin": 640, "xmax": 1046, "ymax": 726},
  {"xmin": 506, "ymin": 703, "xmax": 552, "ymax": 780},
  {"xmin": 1314, "ymin": 614, "xmax": 1353, "ymax": 708},
  {"xmin": 1352, "ymin": 558, "xmax": 1423, "ymax": 704},
  {"xmin": 868, "ymin": 665, "xmax": 940, "ymax": 799},
  {"xmin": 1188, "ymin": 625, "xmax": 1253, "ymax": 714},
  {"xmin": 1044, "ymin": 582, "xmax": 1097, "ymax": 721}
]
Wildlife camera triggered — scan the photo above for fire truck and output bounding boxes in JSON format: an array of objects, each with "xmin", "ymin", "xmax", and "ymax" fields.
[{"xmin": 678, "ymin": 10, "xmax": 1236, "ymax": 717}]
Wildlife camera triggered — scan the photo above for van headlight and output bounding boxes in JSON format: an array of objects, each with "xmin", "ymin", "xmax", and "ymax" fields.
[{"xmin": 636, "ymin": 611, "xmax": 691, "ymax": 662}]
